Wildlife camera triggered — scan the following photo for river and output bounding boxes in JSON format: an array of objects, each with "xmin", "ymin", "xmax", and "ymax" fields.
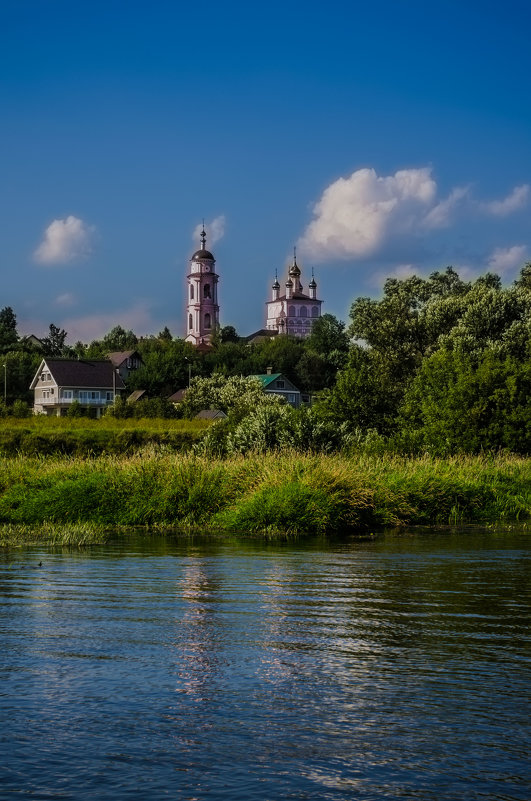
[{"xmin": 0, "ymin": 528, "xmax": 529, "ymax": 800}]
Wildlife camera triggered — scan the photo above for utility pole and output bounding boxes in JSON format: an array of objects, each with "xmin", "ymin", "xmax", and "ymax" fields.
[
  {"xmin": 2, "ymin": 363, "xmax": 6, "ymax": 404},
  {"xmin": 185, "ymin": 357, "xmax": 191, "ymax": 387}
]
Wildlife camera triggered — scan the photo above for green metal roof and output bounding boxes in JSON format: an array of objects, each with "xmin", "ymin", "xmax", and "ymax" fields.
[{"xmin": 251, "ymin": 373, "xmax": 282, "ymax": 388}]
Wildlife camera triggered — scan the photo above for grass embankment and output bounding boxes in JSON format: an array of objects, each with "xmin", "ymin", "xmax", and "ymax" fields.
[
  {"xmin": 0, "ymin": 417, "xmax": 209, "ymax": 456},
  {"xmin": 0, "ymin": 451, "xmax": 529, "ymax": 544}
]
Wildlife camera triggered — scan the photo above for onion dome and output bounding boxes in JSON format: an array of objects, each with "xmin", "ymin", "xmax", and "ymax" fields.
[
  {"xmin": 286, "ymin": 277, "xmax": 293, "ymax": 287},
  {"xmin": 309, "ymin": 276, "xmax": 317, "ymax": 288},
  {"xmin": 272, "ymin": 278, "xmax": 280, "ymax": 290},
  {"xmin": 191, "ymin": 225, "xmax": 215, "ymax": 261}
]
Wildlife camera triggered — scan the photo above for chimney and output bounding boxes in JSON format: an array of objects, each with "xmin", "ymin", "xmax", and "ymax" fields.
[{"xmin": 266, "ymin": 366, "xmax": 272, "ymax": 375}]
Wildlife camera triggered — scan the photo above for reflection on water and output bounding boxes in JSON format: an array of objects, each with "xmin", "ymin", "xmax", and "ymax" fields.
[{"xmin": 0, "ymin": 529, "xmax": 529, "ymax": 800}]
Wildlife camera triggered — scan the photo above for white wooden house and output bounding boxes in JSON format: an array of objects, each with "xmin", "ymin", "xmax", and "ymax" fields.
[{"xmin": 30, "ymin": 359, "xmax": 126, "ymax": 417}]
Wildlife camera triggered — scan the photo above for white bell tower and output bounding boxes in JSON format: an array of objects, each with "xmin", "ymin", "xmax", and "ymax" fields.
[{"xmin": 185, "ymin": 225, "xmax": 220, "ymax": 345}]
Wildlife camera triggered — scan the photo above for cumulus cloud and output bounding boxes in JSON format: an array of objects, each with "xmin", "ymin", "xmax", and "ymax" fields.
[
  {"xmin": 423, "ymin": 186, "xmax": 469, "ymax": 229},
  {"xmin": 193, "ymin": 215, "xmax": 226, "ymax": 247},
  {"xmin": 298, "ymin": 167, "xmax": 438, "ymax": 261},
  {"xmin": 34, "ymin": 215, "xmax": 95, "ymax": 265},
  {"xmin": 480, "ymin": 185, "xmax": 529, "ymax": 217},
  {"xmin": 487, "ymin": 245, "xmax": 527, "ymax": 275}
]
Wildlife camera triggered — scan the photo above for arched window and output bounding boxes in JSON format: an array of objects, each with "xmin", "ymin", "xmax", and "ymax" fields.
[
  {"xmin": 204, "ymin": 313, "xmax": 211, "ymax": 329},
  {"xmin": 204, "ymin": 284, "xmax": 211, "ymax": 299},
  {"xmin": 312, "ymin": 306, "xmax": 319, "ymax": 318},
  {"xmin": 190, "ymin": 284, "xmax": 194, "ymax": 300},
  {"xmin": 299, "ymin": 306, "xmax": 308, "ymax": 318},
  {"xmin": 188, "ymin": 314, "xmax": 193, "ymax": 330},
  {"xmin": 288, "ymin": 305, "xmax": 296, "ymax": 317}
]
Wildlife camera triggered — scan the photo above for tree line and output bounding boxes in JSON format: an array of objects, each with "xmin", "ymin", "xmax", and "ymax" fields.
[{"xmin": 2, "ymin": 262, "xmax": 530, "ymax": 454}]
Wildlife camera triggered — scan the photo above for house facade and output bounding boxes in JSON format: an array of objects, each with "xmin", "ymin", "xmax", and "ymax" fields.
[
  {"xmin": 31, "ymin": 359, "xmax": 126, "ymax": 417},
  {"xmin": 251, "ymin": 371, "xmax": 302, "ymax": 408}
]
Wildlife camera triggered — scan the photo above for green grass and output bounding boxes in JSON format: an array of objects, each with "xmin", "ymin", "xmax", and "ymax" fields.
[
  {"xmin": 0, "ymin": 451, "xmax": 529, "ymax": 540},
  {"xmin": 0, "ymin": 417, "xmax": 210, "ymax": 456}
]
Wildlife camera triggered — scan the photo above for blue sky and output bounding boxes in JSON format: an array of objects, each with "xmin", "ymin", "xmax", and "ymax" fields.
[{"xmin": 1, "ymin": 0, "xmax": 530, "ymax": 342}]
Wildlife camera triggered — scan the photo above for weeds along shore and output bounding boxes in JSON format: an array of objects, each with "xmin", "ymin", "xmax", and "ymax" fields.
[{"xmin": 0, "ymin": 451, "xmax": 529, "ymax": 544}]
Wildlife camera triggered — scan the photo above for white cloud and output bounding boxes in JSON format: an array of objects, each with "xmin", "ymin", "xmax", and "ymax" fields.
[
  {"xmin": 298, "ymin": 167, "xmax": 438, "ymax": 261},
  {"xmin": 480, "ymin": 185, "xmax": 529, "ymax": 217},
  {"xmin": 423, "ymin": 186, "xmax": 469, "ymax": 229},
  {"xmin": 34, "ymin": 215, "xmax": 95, "ymax": 265},
  {"xmin": 487, "ymin": 245, "xmax": 527, "ymax": 275},
  {"xmin": 193, "ymin": 215, "xmax": 226, "ymax": 247},
  {"xmin": 54, "ymin": 292, "xmax": 77, "ymax": 307}
]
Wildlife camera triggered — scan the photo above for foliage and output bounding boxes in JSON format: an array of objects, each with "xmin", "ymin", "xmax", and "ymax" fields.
[
  {"xmin": 399, "ymin": 348, "xmax": 531, "ymax": 454},
  {"xmin": 41, "ymin": 323, "xmax": 68, "ymax": 356},
  {"xmin": 0, "ymin": 306, "xmax": 19, "ymax": 353},
  {"xmin": 0, "ymin": 452, "xmax": 528, "ymax": 533},
  {"xmin": 180, "ymin": 374, "xmax": 285, "ymax": 419}
]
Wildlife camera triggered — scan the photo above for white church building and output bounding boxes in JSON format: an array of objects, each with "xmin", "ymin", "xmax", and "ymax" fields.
[
  {"xmin": 185, "ymin": 231, "xmax": 322, "ymax": 344},
  {"xmin": 265, "ymin": 249, "xmax": 322, "ymax": 339}
]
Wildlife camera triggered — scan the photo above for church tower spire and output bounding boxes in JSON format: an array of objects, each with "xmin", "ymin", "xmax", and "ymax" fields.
[{"xmin": 185, "ymin": 223, "xmax": 220, "ymax": 346}]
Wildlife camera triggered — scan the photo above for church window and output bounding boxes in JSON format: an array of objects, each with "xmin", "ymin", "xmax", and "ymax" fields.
[
  {"xmin": 188, "ymin": 314, "xmax": 193, "ymax": 330},
  {"xmin": 204, "ymin": 284, "xmax": 211, "ymax": 299},
  {"xmin": 299, "ymin": 306, "xmax": 308, "ymax": 318},
  {"xmin": 204, "ymin": 313, "xmax": 211, "ymax": 329},
  {"xmin": 190, "ymin": 284, "xmax": 194, "ymax": 300},
  {"xmin": 312, "ymin": 306, "xmax": 319, "ymax": 317},
  {"xmin": 288, "ymin": 305, "xmax": 296, "ymax": 317}
]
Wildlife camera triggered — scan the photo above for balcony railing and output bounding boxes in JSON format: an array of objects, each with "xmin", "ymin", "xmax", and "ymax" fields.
[{"xmin": 38, "ymin": 396, "xmax": 115, "ymax": 406}]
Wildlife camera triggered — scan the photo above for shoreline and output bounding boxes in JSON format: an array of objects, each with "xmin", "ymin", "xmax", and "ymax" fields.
[{"xmin": 1, "ymin": 451, "xmax": 529, "ymax": 545}]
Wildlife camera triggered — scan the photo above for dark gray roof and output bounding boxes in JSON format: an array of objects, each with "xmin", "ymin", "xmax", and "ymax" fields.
[
  {"xmin": 35, "ymin": 359, "xmax": 126, "ymax": 389},
  {"xmin": 191, "ymin": 248, "xmax": 215, "ymax": 261},
  {"xmin": 195, "ymin": 409, "xmax": 227, "ymax": 420},
  {"xmin": 108, "ymin": 350, "xmax": 141, "ymax": 367}
]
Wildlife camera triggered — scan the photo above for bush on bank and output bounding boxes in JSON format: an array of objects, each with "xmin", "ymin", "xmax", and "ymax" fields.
[{"xmin": 0, "ymin": 452, "xmax": 529, "ymax": 535}]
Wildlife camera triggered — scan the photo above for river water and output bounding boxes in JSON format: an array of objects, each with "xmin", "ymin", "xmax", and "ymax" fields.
[{"xmin": 0, "ymin": 529, "xmax": 529, "ymax": 800}]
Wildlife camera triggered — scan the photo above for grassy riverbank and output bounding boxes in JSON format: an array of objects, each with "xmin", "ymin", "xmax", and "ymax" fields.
[
  {"xmin": 0, "ymin": 451, "xmax": 529, "ymax": 544},
  {"xmin": 0, "ymin": 417, "xmax": 209, "ymax": 456}
]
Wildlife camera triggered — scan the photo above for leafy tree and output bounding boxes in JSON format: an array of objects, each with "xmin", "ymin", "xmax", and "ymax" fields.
[
  {"xmin": 1, "ymin": 350, "xmax": 41, "ymax": 405},
  {"xmin": 219, "ymin": 325, "xmax": 239, "ymax": 344},
  {"xmin": 157, "ymin": 326, "xmax": 173, "ymax": 341},
  {"xmin": 0, "ymin": 307, "xmax": 19, "ymax": 353},
  {"xmin": 101, "ymin": 325, "xmax": 138, "ymax": 352},
  {"xmin": 180, "ymin": 374, "xmax": 285, "ymax": 419},
  {"xmin": 315, "ymin": 346, "xmax": 401, "ymax": 435},
  {"xmin": 42, "ymin": 323, "xmax": 68, "ymax": 357},
  {"xmin": 399, "ymin": 347, "xmax": 531, "ymax": 454}
]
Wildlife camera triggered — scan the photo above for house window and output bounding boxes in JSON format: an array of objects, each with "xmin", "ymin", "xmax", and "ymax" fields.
[
  {"xmin": 312, "ymin": 306, "xmax": 319, "ymax": 318},
  {"xmin": 42, "ymin": 390, "xmax": 50, "ymax": 399},
  {"xmin": 276, "ymin": 380, "xmax": 285, "ymax": 389},
  {"xmin": 190, "ymin": 284, "xmax": 194, "ymax": 300},
  {"xmin": 288, "ymin": 394, "xmax": 296, "ymax": 403},
  {"xmin": 106, "ymin": 392, "xmax": 113, "ymax": 402},
  {"xmin": 79, "ymin": 391, "xmax": 100, "ymax": 402},
  {"xmin": 204, "ymin": 284, "xmax": 211, "ymax": 299},
  {"xmin": 299, "ymin": 306, "xmax": 308, "ymax": 318},
  {"xmin": 62, "ymin": 390, "xmax": 73, "ymax": 400}
]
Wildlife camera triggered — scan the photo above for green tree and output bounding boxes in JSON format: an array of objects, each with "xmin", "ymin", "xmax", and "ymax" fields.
[
  {"xmin": 42, "ymin": 323, "xmax": 68, "ymax": 356},
  {"xmin": 180, "ymin": 374, "xmax": 285, "ymax": 419},
  {"xmin": 102, "ymin": 325, "xmax": 138, "ymax": 352},
  {"xmin": 399, "ymin": 347, "xmax": 531, "ymax": 454},
  {"xmin": 0, "ymin": 307, "xmax": 19, "ymax": 353}
]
